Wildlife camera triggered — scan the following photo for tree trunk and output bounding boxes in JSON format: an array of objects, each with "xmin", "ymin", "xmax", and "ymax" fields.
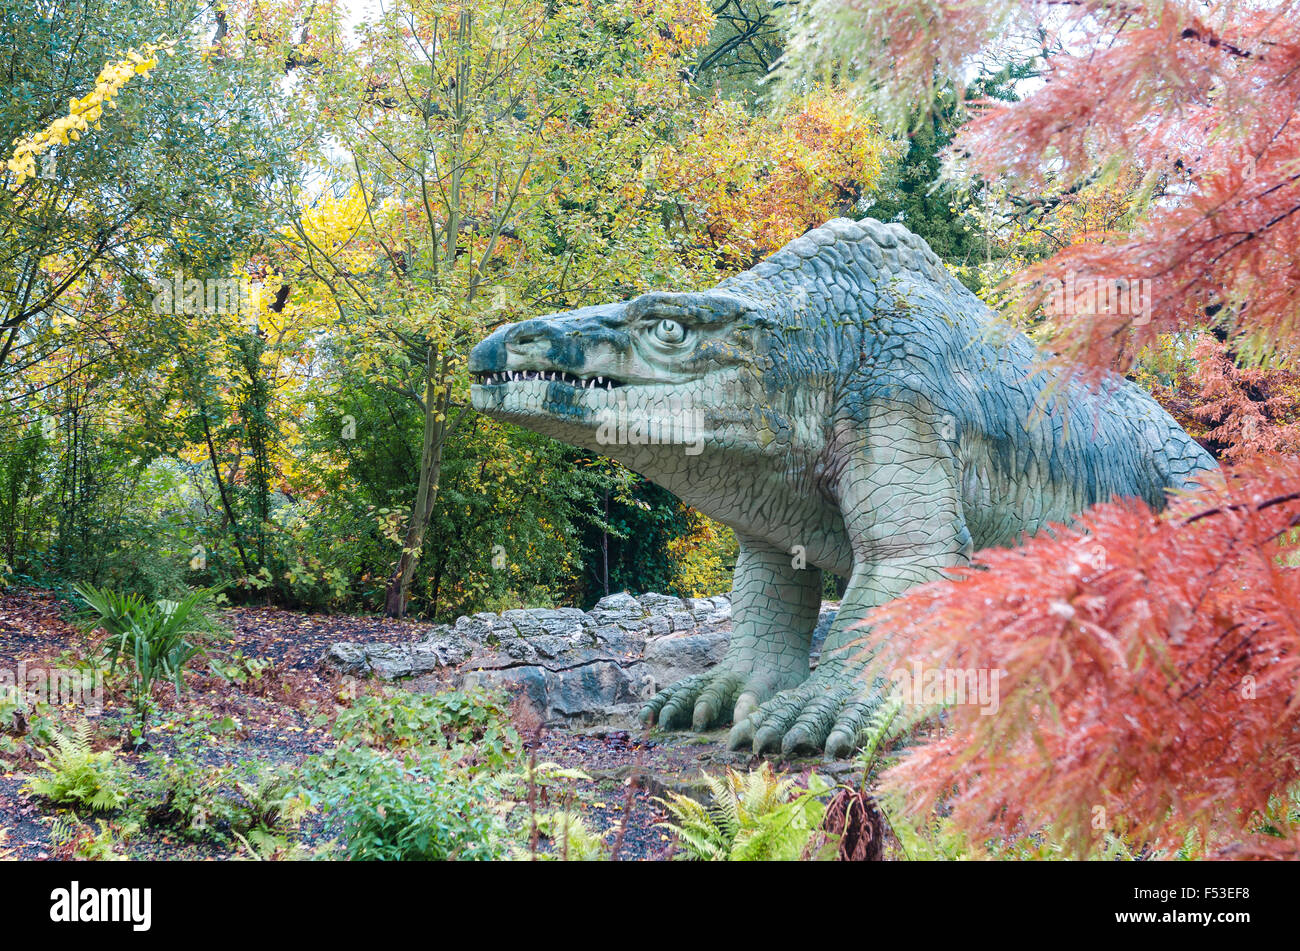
[
  {"xmin": 601, "ymin": 488, "xmax": 610, "ymax": 598},
  {"xmin": 384, "ymin": 344, "xmax": 449, "ymax": 618}
]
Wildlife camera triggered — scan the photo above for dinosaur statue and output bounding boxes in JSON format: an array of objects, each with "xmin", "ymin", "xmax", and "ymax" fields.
[{"xmin": 468, "ymin": 217, "xmax": 1216, "ymax": 758}]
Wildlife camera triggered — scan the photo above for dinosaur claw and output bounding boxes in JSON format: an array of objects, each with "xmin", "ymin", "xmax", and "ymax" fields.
[
  {"xmin": 691, "ymin": 702, "xmax": 716, "ymax": 732},
  {"xmin": 824, "ymin": 728, "xmax": 858, "ymax": 760},
  {"xmin": 780, "ymin": 725, "xmax": 824, "ymax": 758},
  {"xmin": 732, "ymin": 692, "xmax": 760, "ymax": 724},
  {"xmin": 753, "ymin": 726, "xmax": 784, "ymax": 755},
  {"xmin": 727, "ymin": 718, "xmax": 756, "ymax": 751},
  {"xmin": 658, "ymin": 700, "xmax": 691, "ymax": 731}
]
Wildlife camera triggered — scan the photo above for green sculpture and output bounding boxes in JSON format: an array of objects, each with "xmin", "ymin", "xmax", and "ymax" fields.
[{"xmin": 469, "ymin": 218, "xmax": 1215, "ymax": 757}]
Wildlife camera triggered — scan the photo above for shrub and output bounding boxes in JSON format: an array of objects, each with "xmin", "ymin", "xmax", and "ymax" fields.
[
  {"xmin": 527, "ymin": 810, "xmax": 607, "ymax": 861},
  {"xmin": 0, "ymin": 694, "xmax": 58, "ymax": 751},
  {"xmin": 328, "ymin": 688, "xmax": 519, "ymax": 771},
  {"xmin": 313, "ymin": 746, "xmax": 505, "ymax": 861},
  {"xmin": 865, "ymin": 458, "xmax": 1300, "ymax": 858},
  {"xmin": 141, "ymin": 752, "xmax": 310, "ymax": 845},
  {"xmin": 73, "ymin": 583, "xmax": 223, "ymax": 741},
  {"xmin": 50, "ymin": 816, "xmax": 136, "ymax": 861}
]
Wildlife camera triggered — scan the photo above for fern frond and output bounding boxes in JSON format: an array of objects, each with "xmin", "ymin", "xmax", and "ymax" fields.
[
  {"xmin": 655, "ymin": 790, "xmax": 732, "ymax": 861},
  {"xmin": 656, "ymin": 764, "xmax": 834, "ymax": 861},
  {"xmin": 705, "ymin": 772, "xmax": 740, "ymax": 842}
]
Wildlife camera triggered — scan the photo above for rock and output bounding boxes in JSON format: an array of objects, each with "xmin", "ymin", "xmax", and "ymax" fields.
[
  {"xmin": 589, "ymin": 591, "xmax": 649, "ymax": 628},
  {"xmin": 810, "ymin": 603, "xmax": 838, "ymax": 664},
  {"xmin": 637, "ymin": 593, "xmax": 687, "ymax": 615},
  {"xmin": 593, "ymin": 624, "xmax": 643, "ymax": 656},
  {"xmin": 462, "ymin": 661, "xmax": 643, "ymax": 727},
  {"xmin": 450, "ymin": 614, "xmax": 510, "ymax": 644},
  {"xmin": 667, "ymin": 611, "xmax": 697, "ymax": 633},
  {"xmin": 593, "ymin": 592, "xmax": 642, "ymax": 612},
  {"xmin": 324, "ymin": 643, "xmax": 369, "ymax": 676},
  {"xmin": 325, "ymin": 635, "xmax": 472, "ymax": 679},
  {"xmin": 322, "ymin": 591, "xmax": 836, "ymax": 728},
  {"xmin": 642, "ymin": 630, "xmax": 728, "ymax": 690}
]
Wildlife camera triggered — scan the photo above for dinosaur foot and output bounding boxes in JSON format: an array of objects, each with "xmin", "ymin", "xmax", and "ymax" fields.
[
  {"xmin": 639, "ymin": 667, "xmax": 806, "ymax": 733},
  {"xmin": 727, "ymin": 668, "xmax": 879, "ymax": 759}
]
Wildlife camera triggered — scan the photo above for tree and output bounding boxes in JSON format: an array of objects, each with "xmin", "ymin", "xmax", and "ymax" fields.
[
  {"xmin": 0, "ymin": 0, "xmax": 299, "ymax": 374},
  {"xmin": 1145, "ymin": 334, "xmax": 1300, "ymax": 464},
  {"xmin": 692, "ymin": 0, "xmax": 785, "ymax": 97},
  {"xmin": 0, "ymin": 2, "xmax": 308, "ymax": 596},
  {"xmin": 655, "ymin": 89, "xmax": 889, "ymax": 269},
  {"xmin": 0, "ymin": 0, "xmax": 895, "ymax": 622},
  {"xmin": 272, "ymin": 0, "xmax": 717, "ymax": 616},
  {"xmin": 276, "ymin": 1, "xmax": 890, "ymax": 617}
]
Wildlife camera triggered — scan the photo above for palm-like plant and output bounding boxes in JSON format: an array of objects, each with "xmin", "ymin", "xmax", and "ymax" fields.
[{"xmin": 73, "ymin": 584, "xmax": 222, "ymax": 741}]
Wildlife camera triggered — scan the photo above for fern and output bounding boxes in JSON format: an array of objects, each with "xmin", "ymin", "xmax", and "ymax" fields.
[
  {"xmin": 875, "ymin": 789, "xmax": 971, "ymax": 860},
  {"xmin": 657, "ymin": 787, "xmax": 731, "ymax": 860},
  {"xmin": 656, "ymin": 763, "xmax": 834, "ymax": 861},
  {"xmin": 526, "ymin": 810, "xmax": 608, "ymax": 861},
  {"xmin": 232, "ymin": 828, "xmax": 317, "ymax": 861},
  {"xmin": 51, "ymin": 816, "xmax": 134, "ymax": 860},
  {"xmin": 858, "ymin": 693, "xmax": 905, "ymax": 778},
  {"xmin": 26, "ymin": 721, "xmax": 126, "ymax": 812}
]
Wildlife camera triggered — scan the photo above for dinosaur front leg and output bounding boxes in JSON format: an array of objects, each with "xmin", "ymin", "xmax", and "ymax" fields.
[
  {"xmin": 640, "ymin": 537, "xmax": 821, "ymax": 732},
  {"xmin": 727, "ymin": 554, "xmax": 960, "ymax": 757},
  {"xmin": 729, "ymin": 403, "xmax": 972, "ymax": 757}
]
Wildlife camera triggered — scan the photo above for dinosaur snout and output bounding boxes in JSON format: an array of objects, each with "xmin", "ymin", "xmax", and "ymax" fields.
[
  {"xmin": 468, "ymin": 318, "xmax": 581, "ymax": 374},
  {"xmin": 502, "ymin": 319, "xmax": 557, "ymax": 355},
  {"xmin": 469, "ymin": 303, "xmax": 638, "ymax": 396},
  {"xmin": 468, "ymin": 322, "xmax": 517, "ymax": 374},
  {"xmin": 470, "ymin": 307, "xmax": 627, "ymax": 376}
]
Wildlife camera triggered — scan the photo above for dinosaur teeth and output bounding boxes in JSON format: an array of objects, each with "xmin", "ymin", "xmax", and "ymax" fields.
[{"xmin": 476, "ymin": 369, "xmax": 623, "ymax": 389}]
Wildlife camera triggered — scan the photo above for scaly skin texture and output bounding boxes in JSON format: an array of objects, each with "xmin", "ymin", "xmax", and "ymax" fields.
[{"xmin": 468, "ymin": 217, "xmax": 1217, "ymax": 758}]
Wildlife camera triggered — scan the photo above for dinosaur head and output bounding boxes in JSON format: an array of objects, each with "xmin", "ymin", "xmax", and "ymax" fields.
[{"xmin": 469, "ymin": 290, "xmax": 776, "ymax": 467}]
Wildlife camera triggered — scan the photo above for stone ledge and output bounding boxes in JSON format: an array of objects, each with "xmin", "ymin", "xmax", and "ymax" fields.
[{"xmin": 324, "ymin": 592, "xmax": 838, "ymax": 728}]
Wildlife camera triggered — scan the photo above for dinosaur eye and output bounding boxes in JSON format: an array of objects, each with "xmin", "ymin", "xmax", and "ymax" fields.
[{"xmin": 653, "ymin": 319, "xmax": 686, "ymax": 345}]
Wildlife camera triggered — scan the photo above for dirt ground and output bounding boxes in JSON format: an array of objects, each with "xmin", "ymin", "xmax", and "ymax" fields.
[{"xmin": 0, "ymin": 589, "xmax": 862, "ymax": 861}]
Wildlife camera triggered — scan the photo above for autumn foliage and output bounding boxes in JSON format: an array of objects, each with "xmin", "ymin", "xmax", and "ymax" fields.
[
  {"xmin": 999, "ymin": 3, "xmax": 1300, "ymax": 376},
  {"xmin": 657, "ymin": 92, "xmax": 889, "ymax": 268},
  {"xmin": 793, "ymin": 0, "xmax": 1300, "ymax": 372},
  {"xmin": 1151, "ymin": 336, "xmax": 1300, "ymax": 463},
  {"xmin": 865, "ymin": 457, "xmax": 1300, "ymax": 858}
]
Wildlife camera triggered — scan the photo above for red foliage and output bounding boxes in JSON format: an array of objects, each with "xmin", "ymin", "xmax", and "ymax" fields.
[
  {"xmin": 817, "ymin": 0, "xmax": 1300, "ymax": 856},
  {"xmin": 864, "ymin": 458, "xmax": 1300, "ymax": 855},
  {"xmin": 826, "ymin": 0, "xmax": 1300, "ymax": 373},
  {"xmin": 1183, "ymin": 337, "xmax": 1300, "ymax": 462},
  {"xmin": 1030, "ymin": 3, "xmax": 1300, "ymax": 373},
  {"xmin": 1216, "ymin": 830, "xmax": 1300, "ymax": 861}
]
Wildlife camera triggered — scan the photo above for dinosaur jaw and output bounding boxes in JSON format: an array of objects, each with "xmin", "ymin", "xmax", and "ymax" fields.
[
  {"xmin": 470, "ymin": 371, "xmax": 730, "ymax": 464},
  {"xmin": 471, "ymin": 368, "xmax": 626, "ymax": 392},
  {"xmin": 469, "ymin": 372, "xmax": 679, "ymax": 437},
  {"xmin": 469, "ymin": 368, "xmax": 632, "ymax": 427}
]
